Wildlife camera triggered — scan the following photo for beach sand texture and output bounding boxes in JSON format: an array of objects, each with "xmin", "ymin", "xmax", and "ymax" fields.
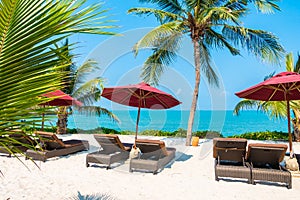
[{"xmin": 1, "ymin": 134, "xmax": 300, "ymax": 200}]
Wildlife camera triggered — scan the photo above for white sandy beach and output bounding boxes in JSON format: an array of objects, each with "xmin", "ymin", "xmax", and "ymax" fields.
[{"xmin": 1, "ymin": 134, "xmax": 300, "ymax": 200}]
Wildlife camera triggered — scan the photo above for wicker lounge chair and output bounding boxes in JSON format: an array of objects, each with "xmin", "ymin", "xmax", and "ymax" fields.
[
  {"xmin": 25, "ymin": 131, "xmax": 89, "ymax": 162},
  {"xmin": 129, "ymin": 139, "xmax": 176, "ymax": 174},
  {"xmin": 213, "ymin": 138, "xmax": 251, "ymax": 183},
  {"xmin": 246, "ymin": 143, "xmax": 292, "ymax": 189},
  {"xmin": 0, "ymin": 131, "xmax": 37, "ymax": 157},
  {"xmin": 86, "ymin": 134, "xmax": 132, "ymax": 169}
]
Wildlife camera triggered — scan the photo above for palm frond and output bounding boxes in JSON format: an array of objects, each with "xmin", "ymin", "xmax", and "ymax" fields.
[
  {"xmin": 73, "ymin": 78, "xmax": 104, "ymax": 104},
  {"xmin": 294, "ymin": 53, "xmax": 300, "ymax": 73},
  {"xmin": 222, "ymin": 25, "xmax": 285, "ymax": 64},
  {"xmin": 263, "ymin": 71, "xmax": 275, "ymax": 81},
  {"xmin": 56, "ymin": 1, "xmax": 117, "ymax": 35},
  {"xmin": 250, "ymin": 0, "xmax": 281, "ymax": 13},
  {"xmin": 133, "ymin": 21, "xmax": 183, "ymax": 56},
  {"xmin": 185, "ymin": 0, "xmax": 211, "ymax": 10},
  {"xmin": 233, "ymin": 99, "xmax": 261, "ymax": 115},
  {"xmin": 260, "ymin": 101, "xmax": 287, "ymax": 119},
  {"xmin": 200, "ymin": 6, "xmax": 242, "ymax": 26},
  {"xmin": 234, "ymin": 99, "xmax": 287, "ymax": 119},
  {"xmin": 285, "ymin": 52, "xmax": 294, "ymax": 72},
  {"xmin": 128, "ymin": 7, "xmax": 178, "ymax": 23},
  {"xmin": 140, "ymin": 30, "xmax": 183, "ymax": 85},
  {"xmin": 50, "ymin": 40, "xmax": 76, "ymax": 94},
  {"xmin": 77, "ymin": 60, "xmax": 101, "ymax": 74},
  {"xmin": 73, "ymin": 60, "xmax": 101, "ymax": 87},
  {"xmin": 205, "ymin": 29, "xmax": 240, "ymax": 56},
  {"xmin": 199, "ymin": 43, "xmax": 219, "ymax": 86},
  {"xmin": 138, "ymin": 0, "xmax": 183, "ymax": 13},
  {"xmin": 76, "ymin": 106, "xmax": 119, "ymax": 123}
]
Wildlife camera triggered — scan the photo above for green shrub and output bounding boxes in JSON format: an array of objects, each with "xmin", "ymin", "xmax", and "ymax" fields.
[
  {"xmin": 229, "ymin": 131, "xmax": 288, "ymax": 140},
  {"xmin": 173, "ymin": 128, "xmax": 187, "ymax": 137},
  {"xmin": 120, "ymin": 130, "xmax": 135, "ymax": 135},
  {"xmin": 140, "ymin": 129, "xmax": 174, "ymax": 136},
  {"xmin": 194, "ymin": 130, "xmax": 223, "ymax": 138}
]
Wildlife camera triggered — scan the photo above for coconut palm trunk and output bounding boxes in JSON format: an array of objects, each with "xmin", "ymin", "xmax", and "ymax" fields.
[
  {"xmin": 186, "ymin": 39, "xmax": 201, "ymax": 145},
  {"xmin": 292, "ymin": 109, "xmax": 300, "ymax": 141},
  {"xmin": 57, "ymin": 106, "xmax": 68, "ymax": 134},
  {"xmin": 292, "ymin": 121, "xmax": 300, "ymax": 141}
]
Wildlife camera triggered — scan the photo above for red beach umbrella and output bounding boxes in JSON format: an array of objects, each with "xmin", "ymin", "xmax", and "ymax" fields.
[
  {"xmin": 235, "ymin": 72, "xmax": 300, "ymax": 154},
  {"xmin": 40, "ymin": 90, "xmax": 83, "ymax": 130},
  {"xmin": 101, "ymin": 82, "xmax": 181, "ymax": 139},
  {"xmin": 41, "ymin": 90, "xmax": 83, "ymax": 106}
]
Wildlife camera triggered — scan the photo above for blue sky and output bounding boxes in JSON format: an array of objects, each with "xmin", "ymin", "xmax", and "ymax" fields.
[{"xmin": 71, "ymin": 0, "xmax": 300, "ymax": 111}]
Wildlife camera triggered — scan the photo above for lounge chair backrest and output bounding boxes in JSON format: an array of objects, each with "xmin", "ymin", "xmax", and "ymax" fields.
[
  {"xmin": 246, "ymin": 143, "xmax": 287, "ymax": 168},
  {"xmin": 8, "ymin": 132, "xmax": 36, "ymax": 146},
  {"xmin": 94, "ymin": 134, "xmax": 126, "ymax": 152},
  {"xmin": 6, "ymin": 129, "xmax": 37, "ymax": 145},
  {"xmin": 35, "ymin": 131, "xmax": 66, "ymax": 149},
  {"xmin": 213, "ymin": 138, "xmax": 247, "ymax": 163},
  {"xmin": 135, "ymin": 139, "xmax": 169, "ymax": 157}
]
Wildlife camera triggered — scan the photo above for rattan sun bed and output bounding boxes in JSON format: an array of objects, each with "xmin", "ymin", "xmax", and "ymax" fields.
[
  {"xmin": 25, "ymin": 131, "xmax": 89, "ymax": 162},
  {"xmin": 129, "ymin": 139, "xmax": 176, "ymax": 174},
  {"xmin": 213, "ymin": 138, "xmax": 251, "ymax": 183},
  {"xmin": 0, "ymin": 131, "xmax": 38, "ymax": 157},
  {"xmin": 86, "ymin": 134, "xmax": 132, "ymax": 169},
  {"xmin": 246, "ymin": 143, "xmax": 292, "ymax": 189}
]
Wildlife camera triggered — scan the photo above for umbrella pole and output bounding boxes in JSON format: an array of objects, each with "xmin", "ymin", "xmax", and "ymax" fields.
[
  {"xmin": 135, "ymin": 106, "xmax": 141, "ymax": 140},
  {"xmin": 287, "ymin": 100, "xmax": 293, "ymax": 156},
  {"xmin": 41, "ymin": 105, "xmax": 45, "ymax": 131}
]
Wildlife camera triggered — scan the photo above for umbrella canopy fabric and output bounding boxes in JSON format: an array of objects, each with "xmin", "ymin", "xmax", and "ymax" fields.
[
  {"xmin": 236, "ymin": 72, "xmax": 300, "ymax": 101},
  {"xmin": 235, "ymin": 72, "xmax": 300, "ymax": 154},
  {"xmin": 101, "ymin": 82, "xmax": 181, "ymax": 139},
  {"xmin": 40, "ymin": 90, "xmax": 82, "ymax": 130},
  {"xmin": 41, "ymin": 90, "xmax": 83, "ymax": 106},
  {"xmin": 101, "ymin": 82, "xmax": 181, "ymax": 109}
]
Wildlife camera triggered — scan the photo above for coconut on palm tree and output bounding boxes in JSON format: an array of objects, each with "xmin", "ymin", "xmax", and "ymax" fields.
[
  {"xmin": 0, "ymin": 0, "xmax": 116, "ymax": 155},
  {"xmin": 234, "ymin": 52, "xmax": 300, "ymax": 141},
  {"xmin": 128, "ymin": 0, "xmax": 285, "ymax": 145}
]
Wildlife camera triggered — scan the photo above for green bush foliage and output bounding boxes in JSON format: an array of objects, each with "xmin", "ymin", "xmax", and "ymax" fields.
[
  {"xmin": 229, "ymin": 131, "xmax": 288, "ymax": 140},
  {"xmin": 194, "ymin": 130, "xmax": 223, "ymax": 138}
]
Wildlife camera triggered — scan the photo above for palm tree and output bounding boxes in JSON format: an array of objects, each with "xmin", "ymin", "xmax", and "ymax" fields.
[
  {"xmin": 0, "ymin": 0, "xmax": 115, "ymax": 155},
  {"xmin": 128, "ymin": 0, "xmax": 285, "ymax": 145},
  {"xmin": 234, "ymin": 52, "xmax": 300, "ymax": 141},
  {"xmin": 51, "ymin": 40, "xmax": 118, "ymax": 134}
]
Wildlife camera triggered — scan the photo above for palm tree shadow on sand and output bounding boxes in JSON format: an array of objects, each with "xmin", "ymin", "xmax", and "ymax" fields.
[{"xmin": 67, "ymin": 192, "xmax": 117, "ymax": 200}]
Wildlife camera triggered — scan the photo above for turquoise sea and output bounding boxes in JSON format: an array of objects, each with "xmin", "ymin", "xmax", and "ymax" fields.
[{"xmin": 55, "ymin": 110, "xmax": 289, "ymax": 137}]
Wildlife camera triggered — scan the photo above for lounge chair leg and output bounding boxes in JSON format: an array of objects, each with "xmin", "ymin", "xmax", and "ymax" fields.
[
  {"xmin": 106, "ymin": 166, "xmax": 111, "ymax": 170},
  {"xmin": 215, "ymin": 174, "xmax": 219, "ymax": 181},
  {"xmin": 86, "ymin": 163, "xmax": 89, "ymax": 167},
  {"xmin": 287, "ymin": 184, "xmax": 292, "ymax": 189},
  {"xmin": 153, "ymin": 171, "xmax": 158, "ymax": 175},
  {"xmin": 129, "ymin": 169, "xmax": 133, "ymax": 173}
]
